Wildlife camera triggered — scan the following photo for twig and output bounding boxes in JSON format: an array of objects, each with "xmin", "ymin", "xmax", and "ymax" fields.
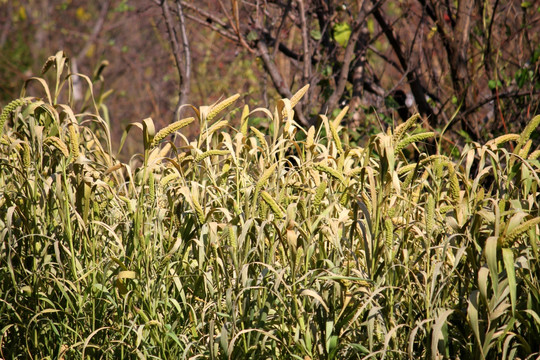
[
  {"xmin": 221, "ymin": 0, "xmax": 255, "ymax": 53},
  {"xmin": 183, "ymin": 12, "xmax": 238, "ymax": 43},
  {"xmin": 75, "ymin": 0, "xmax": 111, "ymax": 63},
  {"xmin": 0, "ymin": 4, "xmax": 12, "ymax": 47},
  {"xmin": 321, "ymin": 0, "xmax": 384, "ymax": 113},
  {"xmin": 159, "ymin": 0, "xmax": 191, "ymax": 115},
  {"xmin": 180, "ymin": 1, "xmax": 228, "ymax": 28},
  {"xmin": 367, "ymin": 45, "xmax": 402, "ymax": 73},
  {"xmin": 71, "ymin": 0, "xmax": 111, "ymax": 101},
  {"xmin": 371, "ymin": 3, "xmax": 435, "ymax": 123},
  {"xmin": 271, "ymin": 0, "xmax": 292, "ymax": 59},
  {"xmin": 460, "ymin": 90, "xmax": 540, "ymax": 119},
  {"xmin": 256, "ymin": 38, "xmax": 310, "ymax": 127},
  {"xmin": 176, "ymin": 0, "xmax": 191, "ymax": 108},
  {"xmin": 256, "ymin": 39, "xmax": 293, "ymax": 99},
  {"xmin": 296, "ymin": 0, "xmax": 310, "ymax": 86}
]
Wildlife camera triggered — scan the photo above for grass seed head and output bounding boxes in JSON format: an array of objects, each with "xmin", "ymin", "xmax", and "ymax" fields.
[
  {"xmin": 330, "ymin": 121, "xmax": 343, "ymax": 153},
  {"xmin": 518, "ymin": 114, "xmax": 540, "ymax": 146},
  {"xmin": 490, "ymin": 133, "xmax": 520, "ymax": 147},
  {"xmin": 68, "ymin": 122, "xmax": 80, "ymax": 160},
  {"xmin": 151, "ymin": 117, "xmax": 195, "ymax": 147},
  {"xmin": 0, "ymin": 98, "xmax": 27, "ymax": 138},
  {"xmin": 251, "ymin": 126, "xmax": 269, "ymax": 154},
  {"xmin": 195, "ymin": 149, "xmax": 229, "ymax": 162},
  {"xmin": 21, "ymin": 142, "xmax": 31, "ymax": 169},
  {"xmin": 395, "ymin": 132, "xmax": 435, "ymax": 153},
  {"xmin": 148, "ymin": 172, "xmax": 155, "ymax": 204},
  {"xmin": 384, "ymin": 218, "xmax": 394, "ymax": 248},
  {"xmin": 347, "ymin": 167, "xmax": 364, "ymax": 178},
  {"xmin": 202, "ymin": 120, "xmax": 229, "ymax": 142},
  {"xmin": 528, "ymin": 149, "xmax": 540, "ymax": 160},
  {"xmin": 289, "ymin": 84, "xmax": 309, "ymax": 108},
  {"xmin": 256, "ymin": 163, "xmax": 278, "ymax": 193},
  {"xmin": 518, "ymin": 140, "xmax": 533, "ymax": 158},
  {"xmin": 393, "ymin": 113, "xmax": 420, "ymax": 143},
  {"xmin": 240, "ymin": 104, "xmax": 250, "ymax": 136},
  {"xmin": 228, "ymin": 225, "xmax": 237, "ymax": 249},
  {"xmin": 314, "ymin": 163, "xmax": 345, "ymax": 183},
  {"xmin": 313, "ymin": 181, "xmax": 327, "ymax": 207},
  {"xmin": 501, "ymin": 217, "xmax": 540, "ymax": 247},
  {"xmin": 448, "ymin": 166, "xmax": 460, "ymax": 204},
  {"xmin": 426, "ymin": 194, "xmax": 435, "ymax": 235},
  {"xmin": 192, "ymin": 198, "xmax": 206, "ymax": 224},
  {"xmin": 261, "ymin": 191, "xmax": 284, "ymax": 218},
  {"xmin": 45, "ymin": 136, "xmax": 70, "ymax": 157},
  {"xmin": 206, "ymin": 94, "xmax": 240, "ymax": 122}
]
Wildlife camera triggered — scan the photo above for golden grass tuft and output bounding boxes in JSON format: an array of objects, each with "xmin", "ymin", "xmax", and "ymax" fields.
[
  {"xmin": 329, "ymin": 121, "xmax": 343, "ymax": 153},
  {"xmin": 206, "ymin": 94, "xmax": 240, "ymax": 122},
  {"xmin": 518, "ymin": 114, "xmax": 540, "ymax": 146},
  {"xmin": 392, "ymin": 113, "xmax": 420, "ymax": 143},
  {"xmin": 195, "ymin": 149, "xmax": 230, "ymax": 162},
  {"xmin": 260, "ymin": 191, "xmax": 285, "ymax": 218},
  {"xmin": 395, "ymin": 132, "xmax": 435, "ymax": 153},
  {"xmin": 68, "ymin": 122, "xmax": 80, "ymax": 160},
  {"xmin": 313, "ymin": 163, "xmax": 345, "ymax": 183},
  {"xmin": 289, "ymin": 84, "xmax": 310, "ymax": 108},
  {"xmin": 0, "ymin": 98, "xmax": 28, "ymax": 138},
  {"xmin": 44, "ymin": 136, "xmax": 70, "ymax": 157},
  {"xmin": 501, "ymin": 217, "xmax": 540, "ymax": 247},
  {"xmin": 151, "ymin": 117, "xmax": 195, "ymax": 147},
  {"xmin": 313, "ymin": 181, "xmax": 327, "ymax": 207}
]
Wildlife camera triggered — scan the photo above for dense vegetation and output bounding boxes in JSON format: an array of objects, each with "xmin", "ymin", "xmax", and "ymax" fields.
[
  {"xmin": 1, "ymin": 52, "xmax": 540, "ymax": 359},
  {"xmin": 2, "ymin": 1, "xmax": 539, "ymax": 153}
]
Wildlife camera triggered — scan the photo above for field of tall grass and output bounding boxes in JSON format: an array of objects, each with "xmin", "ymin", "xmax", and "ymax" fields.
[{"xmin": 1, "ymin": 52, "xmax": 540, "ymax": 359}]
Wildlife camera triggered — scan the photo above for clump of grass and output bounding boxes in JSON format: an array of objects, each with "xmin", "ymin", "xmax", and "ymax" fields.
[{"xmin": 1, "ymin": 53, "xmax": 539, "ymax": 359}]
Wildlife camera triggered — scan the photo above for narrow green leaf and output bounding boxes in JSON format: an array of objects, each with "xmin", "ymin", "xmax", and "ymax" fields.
[
  {"xmin": 502, "ymin": 248, "xmax": 516, "ymax": 315},
  {"xmin": 467, "ymin": 290, "xmax": 483, "ymax": 358},
  {"xmin": 485, "ymin": 236, "xmax": 499, "ymax": 295},
  {"xmin": 431, "ymin": 309, "xmax": 453, "ymax": 358}
]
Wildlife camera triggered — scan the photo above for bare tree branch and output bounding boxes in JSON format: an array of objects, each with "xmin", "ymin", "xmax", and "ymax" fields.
[
  {"xmin": 322, "ymin": 20, "xmax": 366, "ymax": 113},
  {"xmin": 256, "ymin": 39, "xmax": 293, "ymax": 99},
  {"xmin": 256, "ymin": 38, "xmax": 310, "ymax": 127},
  {"xmin": 72, "ymin": 0, "xmax": 111, "ymax": 101},
  {"xmin": 75, "ymin": 0, "xmax": 111, "ymax": 64},
  {"xmin": 321, "ymin": 0, "xmax": 385, "ymax": 115},
  {"xmin": 0, "ymin": 4, "xmax": 12, "ymax": 47},
  {"xmin": 271, "ymin": 0, "xmax": 292, "ymax": 59},
  {"xmin": 159, "ymin": 0, "xmax": 191, "ymax": 117},
  {"xmin": 371, "ymin": 3, "xmax": 435, "ymax": 124},
  {"xmin": 180, "ymin": 1, "xmax": 229, "ymax": 28},
  {"xmin": 217, "ymin": 0, "xmax": 254, "ymax": 53},
  {"xmin": 183, "ymin": 12, "xmax": 238, "ymax": 42},
  {"xmin": 296, "ymin": 0, "xmax": 310, "ymax": 86},
  {"xmin": 483, "ymin": 0, "xmax": 499, "ymax": 74},
  {"xmin": 176, "ymin": 0, "xmax": 191, "ymax": 106},
  {"xmin": 180, "ymin": 1, "xmax": 315, "ymax": 64},
  {"xmin": 460, "ymin": 90, "xmax": 540, "ymax": 119}
]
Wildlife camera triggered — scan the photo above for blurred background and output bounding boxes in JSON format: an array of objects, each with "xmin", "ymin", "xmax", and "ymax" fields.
[{"xmin": 1, "ymin": 0, "xmax": 539, "ymax": 156}]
